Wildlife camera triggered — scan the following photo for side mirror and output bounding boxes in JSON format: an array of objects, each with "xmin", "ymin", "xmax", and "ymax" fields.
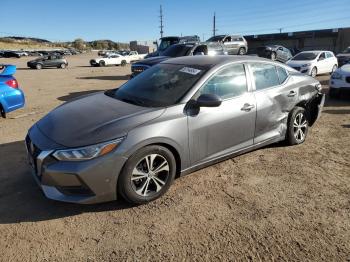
[{"xmin": 196, "ymin": 94, "xmax": 222, "ymax": 107}]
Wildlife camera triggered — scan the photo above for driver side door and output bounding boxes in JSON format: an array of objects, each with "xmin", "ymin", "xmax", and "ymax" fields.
[{"xmin": 187, "ymin": 63, "xmax": 256, "ymax": 165}]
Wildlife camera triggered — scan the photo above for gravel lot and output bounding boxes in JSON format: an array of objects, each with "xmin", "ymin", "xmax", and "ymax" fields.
[{"xmin": 0, "ymin": 53, "xmax": 349, "ymax": 261}]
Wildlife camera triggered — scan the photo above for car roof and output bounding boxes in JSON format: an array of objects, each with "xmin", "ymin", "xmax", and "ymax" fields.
[{"xmin": 160, "ymin": 55, "xmax": 274, "ymax": 68}]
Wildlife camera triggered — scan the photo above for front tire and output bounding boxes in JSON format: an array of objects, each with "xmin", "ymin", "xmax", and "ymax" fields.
[
  {"xmin": 120, "ymin": 60, "xmax": 127, "ymax": 67},
  {"xmin": 99, "ymin": 60, "xmax": 105, "ymax": 67},
  {"xmin": 36, "ymin": 64, "xmax": 42, "ymax": 70},
  {"xmin": 286, "ymin": 107, "xmax": 309, "ymax": 145},
  {"xmin": 59, "ymin": 63, "xmax": 66, "ymax": 69},
  {"xmin": 118, "ymin": 145, "xmax": 176, "ymax": 204},
  {"xmin": 311, "ymin": 67, "xmax": 317, "ymax": 78}
]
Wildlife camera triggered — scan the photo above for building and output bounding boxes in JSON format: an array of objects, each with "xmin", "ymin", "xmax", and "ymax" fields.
[
  {"xmin": 130, "ymin": 40, "xmax": 157, "ymax": 54},
  {"xmin": 245, "ymin": 27, "xmax": 350, "ymax": 54}
]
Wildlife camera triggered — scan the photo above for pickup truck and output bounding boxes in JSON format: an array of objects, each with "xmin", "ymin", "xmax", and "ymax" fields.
[{"xmin": 123, "ymin": 51, "xmax": 147, "ymax": 62}]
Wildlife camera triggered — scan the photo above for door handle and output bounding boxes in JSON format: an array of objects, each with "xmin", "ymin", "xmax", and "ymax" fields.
[
  {"xmin": 241, "ymin": 103, "xmax": 255, "ymax": 112},
  {"xmin": 288, "ymin": 91, "xmax": 297, "ymax": 97}
]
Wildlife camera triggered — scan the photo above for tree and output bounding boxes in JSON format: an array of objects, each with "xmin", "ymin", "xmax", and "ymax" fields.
[{"xmin": 73, "ymin": 38, "xmax": 85, "ymax": 50}]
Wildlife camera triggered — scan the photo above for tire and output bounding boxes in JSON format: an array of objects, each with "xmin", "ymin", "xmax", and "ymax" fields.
[
  {"xmin": 271, "ymin": 52, "xmax": 276, "ymax": 61},
  {"xmin": 238, "ymin": 47, "xmax": 246, "ymax": 55},
  {"xmin": 60, "ymin": 63, "xmax": 66, "ymax": 69},
  {"xmin": 330, "ymin": 64, "xmax": 337, "ymax": 74},
  {"xmin": 118, "ymin": 145, "xmax": 176, "ymax": 204},
  {"xmin": 286, "ymin": 107, "xmax": 309, "ymax": 145},
  {"xmin": 120, "ymin": 60, "xmax": 127, "ymax": 67},
  {"xmin": 36, "ymin": 64, "xmax": 42, "ymax": 70},
  {"xmin": 99, "ymin": 60, "xmax": 105, "ymax": 67},
  {"xmin": 0, "ymin": 104, "xmax": 5, "ymax": 118},
  {"xmin": 311, "ymin": 67, "xmax": 317, "ymax": 78}
]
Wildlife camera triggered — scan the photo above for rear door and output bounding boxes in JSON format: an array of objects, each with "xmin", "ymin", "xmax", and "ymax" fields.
[
  {"xmin": 188, "ymin": 63, "xmax": 256, "ymax": 164},
  {"xmin": 248, "ymin": 62, "xmax": 295, "ymax": 143}
]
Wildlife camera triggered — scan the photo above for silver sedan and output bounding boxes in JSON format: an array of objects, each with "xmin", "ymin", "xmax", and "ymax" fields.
[{"xmin": 26, "ymin": 56, "xmax": 325, "ymax": 204}]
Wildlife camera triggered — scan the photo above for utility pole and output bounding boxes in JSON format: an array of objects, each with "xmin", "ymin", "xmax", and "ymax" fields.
[
  {"xmin": 159, "ymin": 5, "xmax": 164, "ymax": 38},
  {"xmin": 213, "ymin": 12, "xmax": 217, "ymax": 36},
  {"xmin": 278, "ymin": 28, "xmax": 283, "ymax": 34}
]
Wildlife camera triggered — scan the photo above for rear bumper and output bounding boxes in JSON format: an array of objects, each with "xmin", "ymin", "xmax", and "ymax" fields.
[{"xmin": 1, "ymin": 87, "xmax": 25, "ymax": 113}]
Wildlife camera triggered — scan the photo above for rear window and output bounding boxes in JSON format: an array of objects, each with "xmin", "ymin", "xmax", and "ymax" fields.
[
  {"xmin": 277, "ymin": 66, "xmax": 288, "ymax": 84},
  {"xmin": 251, "ymin": 63, "xmax": 280, "ymax": 90}
]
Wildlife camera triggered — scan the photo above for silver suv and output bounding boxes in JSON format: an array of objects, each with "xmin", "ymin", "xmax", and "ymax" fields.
[{"xmin": 207, "ymin": 35, "xmax": 248, "ymax": 55}]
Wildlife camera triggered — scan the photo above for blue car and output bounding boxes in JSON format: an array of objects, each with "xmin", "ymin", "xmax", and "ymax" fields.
[{"xmin": 0, "ymin": 64, "xmax": 25, "ymax": 117}]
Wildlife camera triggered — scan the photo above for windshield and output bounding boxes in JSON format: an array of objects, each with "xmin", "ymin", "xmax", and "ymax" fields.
[
  {"xmin": 292, "ymin": 52, "xmax": 318, "ymax": 61},
  {"xmin": 207, "ymin": 35, "xmax": 225, "ymax": 42},
  {"xmin": 158, "ymin": 38, "xmax": 179, "ymax": 51},
  {"xmin": 342, "ymin": 47, "xmax": 350, "ymax": 53},
  {"xmin": 107, "ymin": 64, "xmax": 207, "ymax": 107},
  {"xmin": 162, "ymin": 45, "xmax": 193, "ymax": 57}
]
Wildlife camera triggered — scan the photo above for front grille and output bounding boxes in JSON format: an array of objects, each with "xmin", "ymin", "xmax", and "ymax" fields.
[
  {"xmin": 346, "ymin": 76, "xmax": 350, "ymax": 84},
  {"xmin": 25, "ymin": 135, "xmax": 42, "ymax": 175}
]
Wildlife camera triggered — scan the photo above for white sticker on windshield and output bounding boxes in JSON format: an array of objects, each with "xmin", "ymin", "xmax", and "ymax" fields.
[{"xmin": 179, "ymin": 67, "xmax": 201, "ymax": 75}]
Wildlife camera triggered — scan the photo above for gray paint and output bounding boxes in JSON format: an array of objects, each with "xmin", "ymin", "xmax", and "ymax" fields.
[{"xmin": 27, "ymin": 55, "xmax": 322, "ymax": 204}]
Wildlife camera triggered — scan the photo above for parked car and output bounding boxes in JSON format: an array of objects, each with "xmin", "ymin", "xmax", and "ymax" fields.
[
  {"xmin": 145, "ymin": 35, "xmax": 201, "ymax": 58},
  {"xmin": 329, "ymin": 63, "xmax": 350, "ymax": 97},
  {"xmin": 257, "ymin": 45, "xmax": 292, "ymax": 62},
  {"xmin": 26, "ymin": 55, "xmax": 324, "ymax": 205},
  {"xmin": 336, "ymin": 46, "xmax": 350, "ymax": 67},
  {"xmin": 131, "ymin": 42, "xmax": 227, "ymax": 77},
  {"xmin": 287, "ymin": 51, "xmax": 338, "ymax": 78},
  {"xmin": 2, "ymin": 51, "xmax": 21, "ymax": 58},
  {"xmin": 123, "ymin": 51, "xmax": 147, "ymax": 62},
  {"xmin": 206, "ymin": 35, "xmax": 248, "ymax": 55},
  {"xmin": 0, "ymin": 64, "xmax": 25, "ymax": 118},
  {"xmin": 90, "ymin": 53, "xmax": 128, "ymax": 67},
  {"xmin": 27, "ymin": 55, "xmax": 68, "ymax": 69}
]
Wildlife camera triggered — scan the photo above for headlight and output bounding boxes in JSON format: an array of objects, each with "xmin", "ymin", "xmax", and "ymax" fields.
[
  {"xmin": 302, "ymin": 63, "xmax": 311, "ymax": 67},
  {"xmin": 53, "ymin": 138, "xmax": 124, "ymax": 161},
  {"xmin": 331, "ymin": 72, "xmax": 342, "ymax": 79}
]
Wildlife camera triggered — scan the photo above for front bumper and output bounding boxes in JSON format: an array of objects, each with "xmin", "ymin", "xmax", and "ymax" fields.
[{"xmin": 25, "ymin": 134, "xmax": 128, "ymax": 204}]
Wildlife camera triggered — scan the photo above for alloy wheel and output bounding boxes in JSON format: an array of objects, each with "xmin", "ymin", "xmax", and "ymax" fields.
[
  {"xmin": 293, "ymin": 113, "xmax": 308, "ymax": 143},
  {"xmin": 131, "ymin": 154, "xmax": 170, "ymax": 197}
]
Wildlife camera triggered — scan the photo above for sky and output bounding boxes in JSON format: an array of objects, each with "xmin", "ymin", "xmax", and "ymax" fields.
[{"xmin": 1, "ymin": 0, "xmax": 349, "ymax": 43}]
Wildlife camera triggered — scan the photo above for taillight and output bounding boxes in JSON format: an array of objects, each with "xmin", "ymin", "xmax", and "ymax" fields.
[{"xmin": 6, "ymin": 79, "xmax": 18, "ymax": 89}]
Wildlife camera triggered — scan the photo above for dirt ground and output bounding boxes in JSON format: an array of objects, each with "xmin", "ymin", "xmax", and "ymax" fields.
[{"xmin": 0, "ymin": 53, "xmax": 349, "ymax": 261}]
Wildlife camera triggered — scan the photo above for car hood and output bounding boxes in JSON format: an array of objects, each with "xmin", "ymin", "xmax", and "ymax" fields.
[
  {"xmin": 287, "ymin": 60, "xmax": 315, "ymax": 66},
  {"xmin": 336, "ymin": 53, "xmax": 350, "ymax": 58},
  {"xmin": 35, "ymin": 92, "xmax": 165, "ymax": 148},
  {"xmin": 133, "ymin": 56, "xmax": 170, "ymax": 67},
  {"xmin": 338, "ymin": 64, "xmax": 350, "ymax": 74}
]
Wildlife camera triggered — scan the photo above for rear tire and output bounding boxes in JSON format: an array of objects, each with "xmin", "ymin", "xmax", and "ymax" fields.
[
  {"xmin": 120, "ymin": 60, "xmax": 127, "ymax": 67},
  {"xmin": 99, "ymin": 60, "xmax": 105, "ymax": 67},
  {"xmin": 286, "ymin": 107, "xmax": 309, "ymax": 145},
  {"xmin": 0, "ymin": 104, "xmax": 6, "ymax": 118},
  {"xmin": 36, "ymin": 64, "xmax": 42, "ymax": 70},
  {"xmin": 238, "ymin": 47, "xmax": 246, "ymax": 55},
  {"xmin": 331, "ymin": 64, "xmax": 337, "ymax": 74},
  {"xmin": 118, "ymin": 145, "xmax": 176, "ymax": 204},
  {"xmin": 60, "ymin": 63, "xmax": 66, "ymax": 69},
  {"xmin": 271, "ymin": 52, "xmax": 276, "ymax": 61}
]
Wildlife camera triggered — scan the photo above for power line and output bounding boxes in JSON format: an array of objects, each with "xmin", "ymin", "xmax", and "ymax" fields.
[{"xmin": 159, "ymin": 5, "xmax": 164, "ymax": 38}]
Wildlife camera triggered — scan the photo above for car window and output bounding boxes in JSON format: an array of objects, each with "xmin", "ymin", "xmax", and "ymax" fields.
[
  {"xmin": 250, "ymin": 63, "xmax": 280, "ymax": 90},
  {"xmin": 326, "ymin": 52, "xmax": 334, "ymax": 58},
  {"xmin": 224, "ymin": 36, "xmax": 232, "ymax": 42},
  {"xmin": 276, "ymin": 66, "xmax": 289, "ymax": 84},
  {"xmin": 196, "ymin": 64, "xmax": 247, "ymax": 100},
  {"xmin": 319, "ymin": 52, "xmax": 326, "ymax": 59}
]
